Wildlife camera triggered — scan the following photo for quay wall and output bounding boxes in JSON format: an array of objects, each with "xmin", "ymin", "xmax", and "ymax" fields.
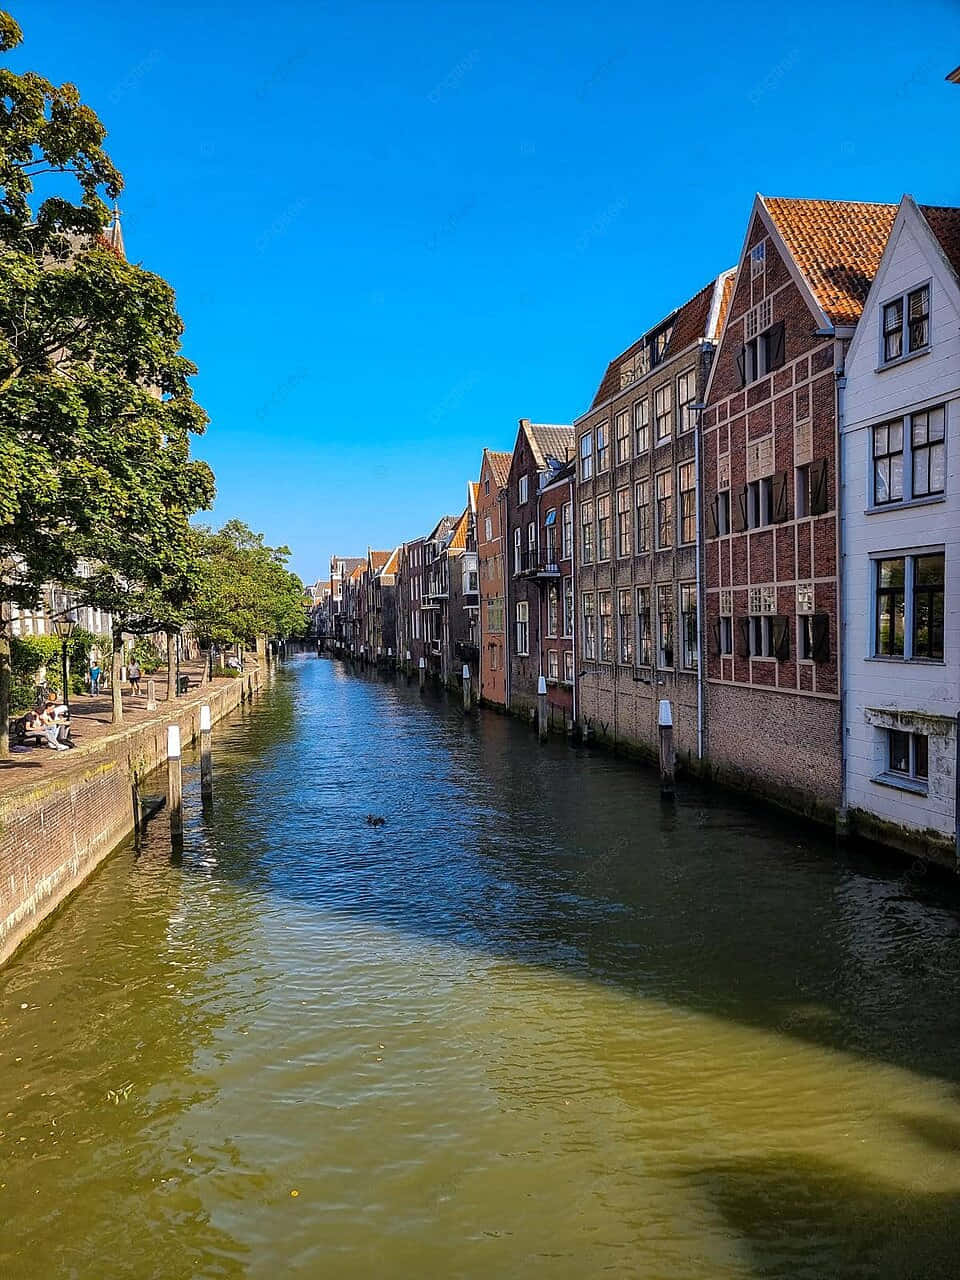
[{"xmin": 0, "ymin": 670, "xmax": 260, "ymax": 968}]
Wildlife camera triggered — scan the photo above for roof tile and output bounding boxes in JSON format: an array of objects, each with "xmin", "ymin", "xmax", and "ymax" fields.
[{"xmin": 919, "ymin": 204, "xmax": 960, "ymax": 280}]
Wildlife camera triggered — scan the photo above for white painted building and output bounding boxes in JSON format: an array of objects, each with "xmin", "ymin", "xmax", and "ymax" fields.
[{"xmin": 841, "ymin": 195, "xmax": 960, "ymax": 856}]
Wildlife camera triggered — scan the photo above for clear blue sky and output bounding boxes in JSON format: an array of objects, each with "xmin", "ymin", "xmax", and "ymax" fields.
[{"xmin": 15, "ymin": 1, "xmax": 960, "ymax": 583}]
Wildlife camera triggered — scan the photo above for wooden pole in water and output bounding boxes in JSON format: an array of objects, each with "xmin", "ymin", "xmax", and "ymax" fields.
[
  {"xmin": 199, "ymin": 703, "xmax": 213, "ymax": 807},
  {"xmin": 658, "ymin": 699, "xmax": 675, "ymax": 798},
  {"xmin": 537, "ymin": 674, "xmax": 548, "ymax": 742},
  {"xmin": 167, "ymin": 723, "xmax": 183, "ymax": 844},
  {"xmin": 462, "ymin": 663, "xmax": 472, "ymax": 713},
  {"xmin": 405, "ymin": 649, "xmax": 412, "ymax": 680},
  {"xmin": 418, "ymin": 655, "xmax": 426, "ymax": 692}
]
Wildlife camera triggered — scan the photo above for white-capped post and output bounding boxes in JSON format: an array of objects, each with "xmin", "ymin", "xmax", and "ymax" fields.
[
  {"xmin": 167, "ymin": 723, "xmax": 183, "ymax": 843},
  {"xmin": 658, "ymin": 698, "xmax": 675, "ymax": 798},
  {"xmin": 146, "ymin": 678, "xmax": 157, "ymax": 712},
  {"xmin": 462, "ymin": 662, "xmax": 472, "ymax": 713},
  {"xmin": 405, "ymin": 649, "xmax": 412, "ymax": 680},
  {"xmin": 199, "ymin": 703, "xmax": 213, "ymax": 807},
  {"xmin": 418, "ymin": 655, "xmax": 426, "ymax": 692},
  {"xmin": 537, "ymin": 673, "xmax": 548, "ymax": 742}
]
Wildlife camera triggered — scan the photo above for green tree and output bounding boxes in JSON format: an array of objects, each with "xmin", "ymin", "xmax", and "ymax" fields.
[{"xmin": 0, "ymin": 9, "xmax": 213, "ymax": 747}]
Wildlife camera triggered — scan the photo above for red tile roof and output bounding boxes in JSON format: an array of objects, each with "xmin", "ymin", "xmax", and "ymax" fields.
[
  {"xmin": 448, "ymin": 506, "xmax": 472, "ymax": 550},
  {"xmin": 484, "ymin": 449, "xmax": 512, "ymax": 490},
  {"xmin": 368, "ymin": 550, "xmax": 391, "ymax": 571},
  {"xmin": 761, "ymin": 196, "xmax": 898, "ymax": 327},
  {"xmin": 525, "ymin": 422, "xmax": 574, "ymax": 469},
  {"xmin": 920, "ymin": 204, "xmax": 960, "ymax": 280}
]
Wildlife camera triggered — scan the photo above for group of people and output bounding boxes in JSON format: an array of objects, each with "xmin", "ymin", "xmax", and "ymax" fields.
[
  {"xmin": 22, "ymin": 695, "xmax": 72, "ymax": 751},
  {"xmin": 87, "ymin": 657, "xmax": 142, "ymax": 695}
]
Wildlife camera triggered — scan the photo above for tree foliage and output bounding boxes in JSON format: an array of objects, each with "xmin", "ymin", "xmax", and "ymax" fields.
[{"xmin": 192, "ymin": 521, "xmax": 308, "ymax": 647}]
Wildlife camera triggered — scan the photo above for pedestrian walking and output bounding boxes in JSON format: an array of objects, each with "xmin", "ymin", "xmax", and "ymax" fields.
[
  {"xmin": 128, "ymin": 658, "xmax": 142, "ymax": 696},
  {"xmin": 89, "ymin": 653, "xmax": 101, "ymax": 695}
]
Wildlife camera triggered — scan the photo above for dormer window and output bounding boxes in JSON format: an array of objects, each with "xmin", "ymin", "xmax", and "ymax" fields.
[
  {"xmin": 881, "ymin": 284, "xmax": 930, "ymax": 364},
  {"xmin": 750, "ymin": 242, "xmax": 765, "ymax": 280}
]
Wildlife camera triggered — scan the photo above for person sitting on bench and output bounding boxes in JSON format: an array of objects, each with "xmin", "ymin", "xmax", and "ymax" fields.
[{"xmin": 23, "ymin": 705, "xmax": 68, "ymax": 751}]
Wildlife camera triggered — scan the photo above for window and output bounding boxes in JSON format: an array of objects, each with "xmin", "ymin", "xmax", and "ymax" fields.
[
  {"xmin": 678, "ymin": 462, "xmax": 696, "ymax": 545},
  {"xmin": 596, "ymin": 495, "xmax": 611, "ymax": 560},
  {"xmin": 579, "ymin": 432, "xmax": 594, "ymax": 480},
  {"xmin": 680, "ymin": 584, "xmax": 698, "ymax": 669},
  {"xmin": 651, "ymin": 325, "xmax": 672, "ymax": 365},
  {"xmin": 563, "ymin": 648, "xmax": 574, "ymax": 684},
  {"xmin": 562, "ymin": 502, "xmax": 573, "ymax": 560},
  {"xmin": 634, "ymin": 397, "xmax": 649, "ymax": 454},
  {"xmin": 715, "ymin": 596, "xmax": 733, "ymax": 656},
  {"xmin": 484, "ymin": 477, "xmax": 490, "ymax": 496},
  {"xmin": 618, "ymin": 588, "xmax": 633, "ymax": 663},
  {"xmin": 527, "ymin": 521, "xmax": 537, "ymax": 563},
  {"xmin": 547, "ymin": 583, "xmax": 559, "ymax": 636},
  {"xmin": 513, "ymin": 527, "xmax": 521, "ymax": 574},
  {"xmin": 547, "ymin": 648, "xmax": 559, "ymax": 680},
  {"xmin": 887, "ymin": 730, "xmax": 929, "ymax": 784},
  {"xmin": 615, "ymin": 410, "xmax": 630, "ymax": 464},
  {"xmin": 881, "ymin": 284, "xmax": 930, "ymax": 363},
  {"xmin": 738, "ymin": 300, "xmax": 784, "ymax": 384},
  {"xmin": 484, "ymin": 515, "xmax": 493, "ymax": 541},
  {"xmin": 676, "ymin": 368, "xmax": 697, "ymax": 433},
  {"xmin": 657, "ymin": 585, "xmax": 673, "ymax": 667},
  {"xmin": 654, "ymin": 384, "xmax": 672, "ymax": 441},
  {"xmin": 750, "ymin": 241, "xmax": 765, "ymax": 280},
  {"xmin": 872, "ymin": 420, "xmax": 904, "ymax": 505},
  {"xmin": 636, "ymin": 587, "xmax": 651, "ymax": 665},
  {"xmin": 913, "ymin": 553, "xmax": 945, "ymax": 659},
  {"xmin": 875, "ymin": 557, "xmax": 905, "ymax": 656},
  {"xmin": 580, "ymin": 501, "xmax": 594, "ymax": 564},
  {"xmin": 748, "ymin": 615, "xmax": 774, "ymax": 658},
  {"xmin": 516, "ymin": 601, "xmax": 529, "ymax": 655},
  {"xmin": 745, "ymin": 476, "xmax": 776, "ymax": 528},
  {"xmin": 596, "ymin": 422, "xmax": 609, "ymax": 473},
  {"xmin": 873, "ymin": 407, "xmax": 946, "ymax": 506},
  {"xmin": 519, "ymin": 474, "xmax": 529, "ymax": 504},
  {"xmin": 544, "ymin": 509, "xmax": 557, "ymax": 565},
  {"xmin": 616, "ymin": 487, "xmax": 631, "ymax": 558},
  {"xmin": 582, "ymin": 594, "xmax": 596, "ymax": 660},
  {"xmin": 912, "ymin": 408, "xmax": 946, "ymax": 497},
  {"xmin": 562, "ymin": 577, "xmax": 573, "ymax": 636},
  {"xmin": 796, "ymin": 464, "xmax": 811, "ymax": 517},
  {"xmin": 466, "ymin": 569, "xmax": 478, "ymax": 593},
  {"xmin": 636, "ymin": 479, "xmax": 650, "ymax": 552},
  {"xmin": 486, "ymin": 597, "xmax": 504, "ymax": 633},
  {"xmin": 598, "ymin": 591, "xmax": 613, "ymax": 661},
  {"xmin": 655, "ymin": 471, "xmax": 673, "ymax": 548},
  {"xmin": 715, "ymin": 489, "xmax": 730, "ymax": 535}
]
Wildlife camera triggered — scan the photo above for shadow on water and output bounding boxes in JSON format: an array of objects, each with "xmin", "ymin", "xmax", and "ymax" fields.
[{"xmin": 169, "ymin": 655, "xmax": 960, "ymax": 1093}]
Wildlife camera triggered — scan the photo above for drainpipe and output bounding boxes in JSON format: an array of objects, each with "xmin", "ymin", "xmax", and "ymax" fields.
[
  {"xmin": 694, "ymin": 410, "xmax": 704, "ymax": 762},
  {"xmin": 836, "ymin": 368, "xmax": 849, "ymax": 836}
]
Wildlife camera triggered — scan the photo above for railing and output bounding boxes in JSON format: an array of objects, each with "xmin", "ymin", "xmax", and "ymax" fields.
[{"xmin": 514, "ymin": 548, "xmax": 562, "ymax": 577}]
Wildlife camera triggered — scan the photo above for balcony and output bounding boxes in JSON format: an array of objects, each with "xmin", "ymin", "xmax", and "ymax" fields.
[
  {"xmin": 456, "ymin": 641, "xmax": 480, "ymax": 664},
  {"xmin": 513, "ymin": 548, "xmax": 562, "ymax": 579}
]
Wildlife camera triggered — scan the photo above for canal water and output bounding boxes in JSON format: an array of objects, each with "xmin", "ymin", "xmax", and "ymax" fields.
[{"xmin": 3, "ymin": 657, "xmax": 960, "ymax": 1279}]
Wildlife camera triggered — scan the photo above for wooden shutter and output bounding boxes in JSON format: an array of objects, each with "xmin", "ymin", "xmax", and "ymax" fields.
[
  {"xmin": 736, "ymin": 617, "xmax": 751, "ymax": 658},
  {"xmin": 735, "ymin": 346, "xmax": 746, "ymax": 387},
  {"xmin": 766, "ymin": 321, "xmax": 786, "ymax": 371},
  {"xmin": 732, "ymin": 486, "xmax": 748, "ymax": 532},
  {"xmin": 811, "ymin": 613, "xmax": 830, "ymax": 663},
  {"xmin": 772, "ymin": 614, "xmax": 790, "ymax": 661},
  {"xmin": 772, "ymin": 470, "xmax": 790, "ymax": 523},
  {"xmin": 706, "ymin": 494, "xmax": 719, "ymax": 539},
  {"xmin": 809, "ymin": 457, "xmax": 829, "ymax": 515},
  {"xmin": 712, "ymin": 618, "xmax": 722, "ymax": 656}
]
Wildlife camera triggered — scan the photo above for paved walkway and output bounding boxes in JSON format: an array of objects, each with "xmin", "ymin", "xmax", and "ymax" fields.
[{"xmin": 0, "ymin": 659, "xmax": 249, "ymax": 795}]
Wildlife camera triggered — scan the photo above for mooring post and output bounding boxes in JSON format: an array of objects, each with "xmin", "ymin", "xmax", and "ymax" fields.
[
  {"xmin": 537, "ymin": 674, "xmax": 548, "ymax": 742},
  {"xmin": 360, "ymin": 645, "xmax": 365, "ymax": 668},
  {"xmin": 387, "ymin": 647, "xmax": 393, "ymax": 675},
  {"xmin": 418, "ymin": 656, "xmax": 426, "ymax": 692},
  {"xmin": 405, "ymin": 650, "xmax": 412, "ymax": 680},
  {"xmin": 167, "ymin": 723, "xmax": 183, "ymax": 845},
  {"xmin": 658, "ymin": 699, "xmax": 675, "ymax": 798},
  {"xmin": 146, "ymin": 678, "xmax": 157, "ymax": 712},
  {"xmin": 199, "ymin": 703, "xmax": 213, "ymax": 807},
  {"xmin": 462, "ymin": 663, "xmax": 472, "ymax": 714}
]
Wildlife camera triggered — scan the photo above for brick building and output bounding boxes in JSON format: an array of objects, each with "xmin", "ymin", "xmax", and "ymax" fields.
[
  {"xmin": 396, "ymin": 536, "xmax": 426, "ymax": 669},
  {"xmin": 444, "ymin": 486, "xmax": 481, "ymax": 694},
  {"xmin": 574, "ymin": 274, "xmax": 733, "ymax": 761},
  {"xmin": 421, "ymin": 514, "xmax": 458, "ymax": 681},
  {"xmin": 477, "ymin": 448, "xmax": 512, "ymax": 707},
  {"xmin": 366, "ymin": 547, "xmax": 399, "ymax": 660},
  {"xmin": 328, "ymin": 555, "xmax": 364, "ymax": 651},
  {"xmin": 701, "ymin": 196, "xmax": 897, "ymax": 820},
  {"xmin": 505, "ymin": 419, "xmax": 574, "ymax": 717},
  {"xmin": 534, "ymin": 457, "xmax": 576, "ymax": 730}
]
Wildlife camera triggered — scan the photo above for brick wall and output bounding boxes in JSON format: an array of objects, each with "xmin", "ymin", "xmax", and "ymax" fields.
[{"xmin": 0, "ymin": 671, "xmax": 258, "ymax": 968}]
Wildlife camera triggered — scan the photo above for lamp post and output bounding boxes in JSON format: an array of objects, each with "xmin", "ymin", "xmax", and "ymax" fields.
[{"xmin": 52, "ymin": 611, "xmax": 78, "ymax": 713}]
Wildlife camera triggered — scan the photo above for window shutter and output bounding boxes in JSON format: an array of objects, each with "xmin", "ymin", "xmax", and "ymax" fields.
[
  {"xmin": 733, "ymin": 486, "xmax": 748, "ymax": 532},
  {"xmin": 736, "ymin": 617, "xmax": 751, "ymax": 658},
  {"xmin": 712, "ymin": 618, "xmax": 722, "ymax": 656},
  {"xmin": 772, "ymin": 614, "xmax": 790, "ymax": 661},
  {"xmin": 706, "ymin": 494, "xmax": 719, "ymax": 539},
  {"xmin": 772, "ymin": 470, "xmax": 790, "ymax": 523},
  {"xmin": 811, "ymin": 613, "xmax": 830, "ymax": 663},
  {"xmin": 766, "ymin": 321, "xmax": 786, "ymax": 371},
  {"xmin": 735, "ymin": 346, "xmax": 746, "ymax": 387},
  {"xmin": 809, "ymin": 457, "xmax": 829, "ymax": 515}
]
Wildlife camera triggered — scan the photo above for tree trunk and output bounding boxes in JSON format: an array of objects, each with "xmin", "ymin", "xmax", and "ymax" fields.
[
  {"xmin": 256, "ymin": 634, "xmax": 267, "ymax": 666},
  {"xmin": 0, "ymin": 631, "xmax": 11, "ymax": 760},
  {"xmin": 111, "ymin": 624, "xmax": 123, "ymax": 724},
  {"xmin": 166, "ymin": 630, "xmax": 177, "ymax": 702}
]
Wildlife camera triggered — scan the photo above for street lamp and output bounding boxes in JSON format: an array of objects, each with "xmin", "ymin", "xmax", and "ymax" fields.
[{"xmin": 52, "ymin": 611, "xmax": 78, "ymax": 713}]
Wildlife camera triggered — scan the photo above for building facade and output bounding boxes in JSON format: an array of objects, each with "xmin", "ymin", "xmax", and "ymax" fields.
[
  {"xmin": 477, "ymin": 449, "xmax": 512, "ymax": 708},
  {"xmin": 574, "ymin": 274, "xmax": 732, "ymax": 762},
  {"xmin": 534, "ymin": 459, "xmax": 575, "ymax": 730},
  {"xmin": 396, "ymin": 537, "xmax": 427, "ymax": 670},
  {"xmin": 702, "ymin": 196, "xmax": 896, "ymax": 819},
  {"xmin": 840, "ymin": 196, "xmax": 960, "ymax": 858}
]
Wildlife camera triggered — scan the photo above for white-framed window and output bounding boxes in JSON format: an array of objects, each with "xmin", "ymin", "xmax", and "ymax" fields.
[
  {"xmin": 544, "ymin": 508, "xmax": 557, "ymax": 565},
  {"xmin": 636, "ymin": 587, "xmax": 651, "ymax": 665},
  {"xmin": 596, "ymin": 494, "xmax": 611, "ymax": 560},
  {"xmin": 746, "ymin": 476, "xmax": 774, "ymax": 528},
  {"xmin": 579, "ymin": 432, "xmax": 594, "ymax": 480},
  {"xmin": 562, "ymin": 576, "xmax": 573, "ymax": 637},
  {"xmin": 484, "ymin": 515, "xmax": 493, "ymax": 541},
  {"xmin": 655, "ymin": 470, "xmax": 673, "ymax": 548},
  {"xmin": 654, "ymin": 383, "xmax": 672, "ymax": 442},
  {"xmin": 618, "ymin": 587, "xmax": 633, "ymax": 664},
  {"xmin": 678, "ymin": 461, "xmax": 696, "ymax": 545},
  {"xmin": 872, "ymin": 406, "xmax": 945, "ymax": 506},
  {"xmin": 580, "ymin": 500, "xmax": 594, "ymax": 564},
  {"xmin": 616, "ymin": 487, "xmax": 631, "ymax": 558},
  {"xmin": 598, "ymin": 591, "xmax": 613, "ymax": 661},
  {"xmin": 634, "ymin": 397, "xmax": 649, "ymax": 454},
  {"xmin": 527, "ymin": 520, "xmax": 537, "ymax": 563},
  {"xmin": 874, "ymin": 552, "xmax": 944, "ymax": 660},
  {"xmin": 680, "ymin": 583, "xmax": 698, "ymax": 669},
  {"xmin": 547, "ymin": 583, "xmax": 559, "ymax": 637},
  {"xmin": 582, "ymin": 593, "xmax": 596, "ymax": 660},
  {"xmin": 716, "ymin": 594, "xmax": 733, "ymax": 656},
  {"xmin": 750, "ymin": 241, "xmax": 765, "ymax": 280},
  {"xmin": 563, "ymin": 647, "xmax": 574, "ymax": 683},
  {"xmin": 739, "ymin": 297, "xmax": 783, "ymax": 383},
  {"xmin": 596, "ymin": 422, "xmax": 609, "ymax": 473},
  {"xmin": 562, "ymin": 502, "xmax": 573, "ymax": 560},
  {"xmin": 615, "ymin": 409, "xmax": 630, "ymax": 465},
  {"xmin": 883, "ymin": 729, "xmax": 929, "ymax": 787},
  {"xmin": 656, "ymin": 584, "xmax": 673, "ymax": 668},
  {"xmin": 676, "ymin": 367, "xmax": 697, "ymax": 432},
  {"xmin": 519, "ymin": 474, "xmax": 529, "ymax": 504},
  {"xmin": 516, "ymin": 600, "xmax": 529, "ymax": 655},
  {"xmin": 636, "ymin": 479, "xmax": 650, "ymax": 552},
  {"xmin": 513, "ymin": 526, "xmax": 521, "ymax": 574},
  {"xmin": 547, "ymin": 648, "xmax": 559, "ymax": 680},
  {"xmin": 881, "ymin": 283, "xmax": 930, "ymax": 364}
]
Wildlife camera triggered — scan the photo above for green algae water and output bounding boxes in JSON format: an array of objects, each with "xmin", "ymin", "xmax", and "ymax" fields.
[{"xmin": 3, "ymin": 655, "xmax": 960, "ymax": 1278}]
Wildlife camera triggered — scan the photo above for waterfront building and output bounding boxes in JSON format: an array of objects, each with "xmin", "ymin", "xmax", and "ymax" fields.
[
  {"xmin": 701, "ymin": 196, "xmax": 897, "ymax": 821},
  {"xmin": 476, "ymin": 449, "xmax": 512, "ymax": 708},
  {"xmin": 328, "ymin": 555, "xmax": 364, "ymax": 650},
  {"xmin": 505, "ymin": 419, "xmax": 574, "ymax": 718},
  {"xmin": 395, "ymin": 536, "xmax": 426, "ymax": 670},
  {"xmin": 839, "ymin": 195, "xmax": 960, "ymax": 858},
  {"xmin": 534, "ymin": 455, "xmax": 576, "ymax": 731},
  {"xmin": 421, "ymin": 514, "xmax": 459, "ymax": 681},
  {"xmin": 438, "ymin": 486, "xmax": 480, "ymax": 691},
  {"xmin": 574, "ymin": 274, "xmax": 733, "ymax": 762},
  {"xmin": 365, "ymin": 548, "xmax": 399, "ymax": 660}
]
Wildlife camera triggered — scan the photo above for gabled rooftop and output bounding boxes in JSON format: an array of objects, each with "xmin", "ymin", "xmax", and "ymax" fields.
[
  {"xmin": 919, "ymin": 203, "xmax": 960, "ymax": 280},
  {"xmin": 484, "ymin": 449, "xmax": 512, "ymax": 490},
  {"xmin": 521, "ymin": 420, "xmax": 574, "ymax": 470}
]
